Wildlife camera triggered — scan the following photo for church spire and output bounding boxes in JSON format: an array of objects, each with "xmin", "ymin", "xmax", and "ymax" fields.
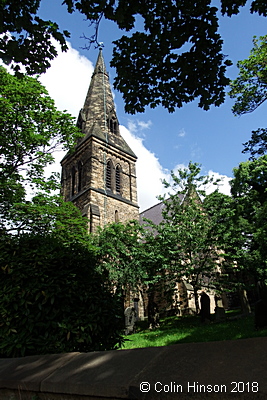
[
  {"xmin": 76, "ymin": 48, "xmax": 136, "ymax": 157},
  {"xmin": 78, "ymin": 47, "xmax": 111, "ymax": 135},
  {"xmin": 61, "ymin": 48, "xmax": 139, "ymax": 231},
  {"xmin": 94, "ymin": 46, "xmax": 108, "ymax": 77}
]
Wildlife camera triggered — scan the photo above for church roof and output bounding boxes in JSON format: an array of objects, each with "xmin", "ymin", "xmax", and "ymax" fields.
[
  {"xmin": 139, "ymin": 194, "xmax": 185, "ymax": 225},
  {"xmin": 75, "ymin": 49, "xmax": 136, "ymax": 158}
]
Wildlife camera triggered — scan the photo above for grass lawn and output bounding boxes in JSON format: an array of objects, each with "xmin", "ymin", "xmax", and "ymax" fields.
[{"xmin": 120, "ymin": 310, "xmax": 267, "ymax": 350}]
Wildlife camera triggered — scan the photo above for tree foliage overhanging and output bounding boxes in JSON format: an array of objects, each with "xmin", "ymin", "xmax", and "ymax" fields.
[
  {"xmin": 229, "ymin": 35, "xmax": 267, "ymax": 159},
  {"xmin": 229, "ymin": 35, "xmax": 267, "ymax": 117},
  {"xmin": 2, "ymin": 0, "xmax": 267, "ymax": 113},
  {"xmin": 1, "ymin": 0, "xmax": 70, "ymax": 75}
]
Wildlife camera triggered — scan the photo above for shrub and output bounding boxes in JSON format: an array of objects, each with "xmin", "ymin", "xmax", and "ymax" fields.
[{"xmin": 0, "ymin": 233, "xmax": 124, "ymax": 357}]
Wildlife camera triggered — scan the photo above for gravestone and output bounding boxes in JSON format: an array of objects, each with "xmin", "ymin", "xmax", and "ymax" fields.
[
  {"xmin": 200, "ymin": 292, "xmax": 210, "ymax": 323},
  {"xmin": 148, "ymin": 301, "xmax": 160, "ymax": 330},
  {"xmin": 214, "ymin": 294, "xmax": 226, "ymax": 321},
  {"xmin": 124, "ymin": 307, "xmax": 136, "ymax": 335}
]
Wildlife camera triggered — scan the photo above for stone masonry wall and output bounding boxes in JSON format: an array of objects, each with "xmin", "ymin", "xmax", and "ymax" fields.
[{"xmin": 61, "ymin": 135, "xmax": 139, "ymax": 231}]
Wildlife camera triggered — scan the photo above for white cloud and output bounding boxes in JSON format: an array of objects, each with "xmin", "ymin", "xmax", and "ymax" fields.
[
  {"xmin": 178, "ymin": 128, "xmax": 186, "ymax": 137},
  {"xmin": 206, "ymin": 171, "xmax": 232, "ymax": 196},
  {"xmin": 127, "ymin": 120, "xmax": 138, "ymax": 133},
  {"xmin": 127, "ymin": 119, "xmax": 152, "ymax": 134},
  {"xmin": 172, "ymin": 165, "xmax": 232, "ymax": 197},
  {"xmin": 40, "ymin": 41, "xmax": 94, "ymax": 178},
  {"xmin": 120, "ymin": 126, "xmax": 170, "ymax": 211},
  {"xmin": 137, "ymin": 120, "xmax": 152, "ymax": 130},
  {"xmin": 39, "ymin": 41, "xmax": 94, "ymax": 117}
]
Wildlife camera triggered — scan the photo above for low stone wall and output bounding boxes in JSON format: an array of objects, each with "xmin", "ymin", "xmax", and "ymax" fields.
[{"xmin": 0, "ymin": 337, "xmax": 267, "ymax": 399}]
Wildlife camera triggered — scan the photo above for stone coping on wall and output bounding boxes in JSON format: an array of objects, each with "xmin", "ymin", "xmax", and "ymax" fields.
[{"xmin": 0, "ymin": 337, "xmax": 267, "ymax": 399}]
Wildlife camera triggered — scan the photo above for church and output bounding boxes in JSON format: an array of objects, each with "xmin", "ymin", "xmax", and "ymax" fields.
[
  {"xmin": 60, "ymin": 48, "xmax": 139, "ymax": 232},
  {"xmin": 60, "ymin": 49, "xmax": 219, "ymax": 319}
]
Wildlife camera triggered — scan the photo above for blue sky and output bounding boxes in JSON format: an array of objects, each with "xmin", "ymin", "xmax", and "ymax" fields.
[{"xmin": 37, "ymin": 1, "xmax": 267, "ymax": 211}]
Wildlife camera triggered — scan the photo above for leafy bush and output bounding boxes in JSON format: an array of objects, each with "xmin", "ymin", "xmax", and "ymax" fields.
[{"xmin": 0, "ymin": 233, "xmax": 124, "ymax": 357}]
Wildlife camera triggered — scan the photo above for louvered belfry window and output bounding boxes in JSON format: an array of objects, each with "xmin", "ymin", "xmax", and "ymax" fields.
[
  {"xmin": 106, "ymin": 161, "xmax": 112, "ymax": 190},
  {"xmin": 115, "ymin": 165, "xmax": 121, "ymax": 193},
  {"xmin": 109, "ymin": 116, "xmax": 117, "ymax": 134}
]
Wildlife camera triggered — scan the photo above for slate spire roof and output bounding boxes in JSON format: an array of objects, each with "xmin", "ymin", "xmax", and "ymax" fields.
[{"xmin": 76, "ymin": 48, "xmax": 136, "ymax": 158}]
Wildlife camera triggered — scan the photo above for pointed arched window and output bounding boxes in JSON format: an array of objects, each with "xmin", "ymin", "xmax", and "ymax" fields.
[
  {"xmin": 78, "ymin": 161, "xmax": 83, "ymax": 192},
  {"xmin": 115, "ymin": 165, "xmax": 121, "ymax": 194},
  {"xmin": 106, "ymin": 160, "xmax": 112, "ymax": 190},
  {"xmin": 71, "ymin": 166, "xmax": 76, "ymax": 197},
  {"xmin": 109, "ymin": 116, "xmax": 118, "ymax": 134}
]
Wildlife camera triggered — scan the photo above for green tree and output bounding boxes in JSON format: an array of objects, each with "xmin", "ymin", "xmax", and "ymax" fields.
[
  {"xmin": 203, "ymin": 191, "xmax": 252, "ymax": 314},
  {"xmin": 229, "ymin": 35, "xmax": 267, "ymax": 158},
  {"xmin": 95, "ymin": 220, "xmax": 173, "ymax": 329},
  {"xmin": 0, "ymin": 232, "xmax": 124, "ymax": 357},
  {"xmin": 229, "ymin": 35, "xmax": 267, "ymax": 116},
  {"xmin": 157, "ymin": 162, "xmax": 221, "ymax": 314},
  {"xmin": 231, "ymin": 156, "xmax": 267, "ymax": 284},
  {"xmin": 0, "ymin": 66, "xmax": 82, "ymax": 227},
  {"xmin": 140, "ymin": 221, "xmax": 176, "ymax": 328},
  {"xmin": 2, "ymin": 1, "xmax": 267, "ymax": 113},
  {"xmin": 229, "ymin": 37, "xmax": 267, "ymax": 311},
  {"xmin": 95, "ymin": 221, "xmax": 144, "ymax": 294},
  {"xmin": 1, "ymin": 0, "xmax": 69, "ymax": 75},
  {"xmin": 4, "ymin": 193, "xmax": 89, "ymax": 241}
]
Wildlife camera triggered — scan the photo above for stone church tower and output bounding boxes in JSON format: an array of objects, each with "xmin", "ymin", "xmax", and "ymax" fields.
[{"xmin": 61, "ymin": 49, "xmax": 139, "ymax": 232}]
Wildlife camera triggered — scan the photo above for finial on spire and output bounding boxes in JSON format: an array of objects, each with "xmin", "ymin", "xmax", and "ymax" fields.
[{"xmin": 98, "ymin": 42, "xmax": 104, "ymax": 50}]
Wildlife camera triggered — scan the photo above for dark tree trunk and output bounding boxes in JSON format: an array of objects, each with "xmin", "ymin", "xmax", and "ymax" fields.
[{"xmin": 147, "ymin": 288, "xmax": 159, "ymax": 329}]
